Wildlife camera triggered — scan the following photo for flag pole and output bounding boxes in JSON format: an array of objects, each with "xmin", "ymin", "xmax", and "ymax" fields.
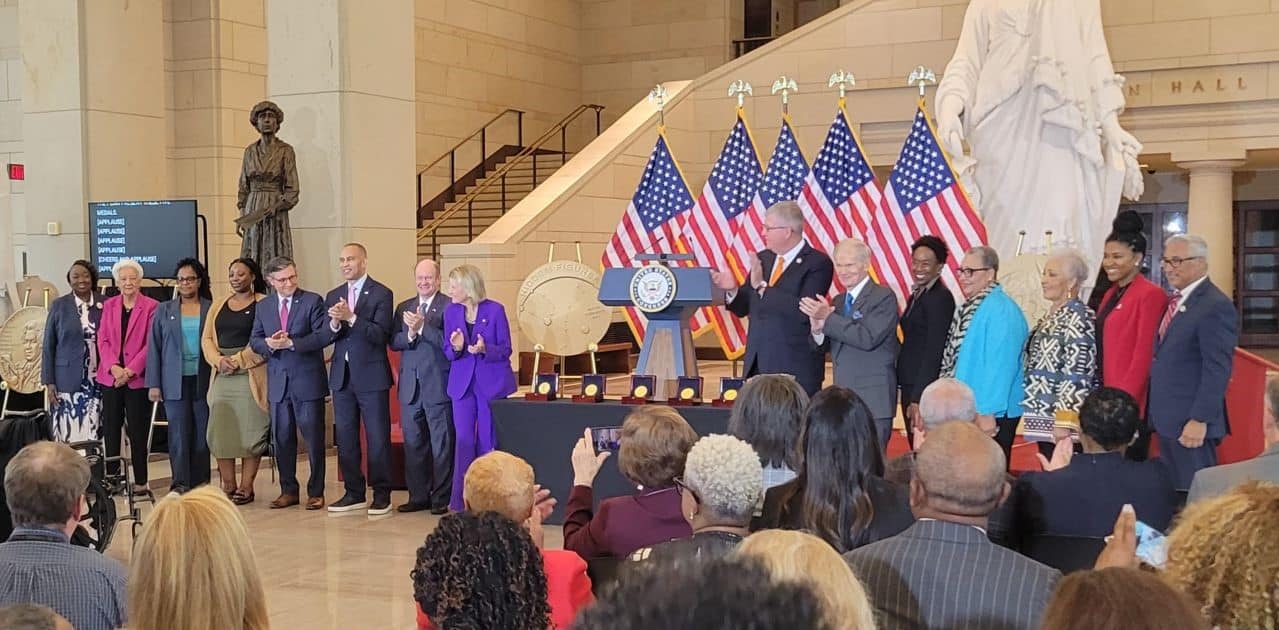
[
  {"xmin": 648, "ymin": 84, "xmax": 668, "ymax": 132},
  {"xmin": 829, "ymin": 70, "xmax": 856, "ymax": 109},
  {"xmin": 908, "ymin": 65, "xmax": 937, "ymax": 104},
  {"xmin": 728, "ymin": 79, "xmax": 753, "ymax": 111},
  {"xmin": 771, "ymin": 75, "xmax": 797, "ymax": 116}
]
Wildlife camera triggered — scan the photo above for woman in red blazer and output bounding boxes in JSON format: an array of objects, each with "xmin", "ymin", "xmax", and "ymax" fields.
[
  {"xmin": 96, "ymin": 259, "xmax": 160, "ymax": 494},
  {"xmin": 1096, "ymin": 216, "xmax": 1167, "ymax": 459}
]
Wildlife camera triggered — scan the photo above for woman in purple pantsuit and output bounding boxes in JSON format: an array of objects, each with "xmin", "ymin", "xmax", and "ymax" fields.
[{"xmin": 443, "ymin": 265, "xmax": 517, "ymax": 510}]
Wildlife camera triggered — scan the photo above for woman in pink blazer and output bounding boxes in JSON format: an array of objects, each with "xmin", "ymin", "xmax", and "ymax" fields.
[{"xmin": 97, "ymin": 258, "xmax": 160, "ymax": 494}]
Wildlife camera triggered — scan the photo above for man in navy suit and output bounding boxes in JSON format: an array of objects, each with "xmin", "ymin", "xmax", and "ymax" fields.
[
  {"xmin": 1148, "ymin": 234, "xmax": 1239, "ymax": 490},
  {"xmin": 324, "ymin": 243, "xmax": 395, "ymax": 515},
  {"xmin": 711, "ymin": 200, "xmax": 834, "ymax": 395},
  {"xmin": 389, "ymin": 259, "xmax": 453, "ymax": 514},
  {"xmin": 250, "ymin": 256, "xmax": 331, "ymax": 510}
]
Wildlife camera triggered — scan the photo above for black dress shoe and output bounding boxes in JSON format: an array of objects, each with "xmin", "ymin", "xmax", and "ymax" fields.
[
  {"xmin": 368, "ymin": 496, "xmax": 392, "ymax": 516},
  {"xmin": 397, "ymin": 502, "xmax": 430, "ymax": 513},
  {"xmin": 430, "ymin": 505, "xmax": 449, "ymax": 516}
]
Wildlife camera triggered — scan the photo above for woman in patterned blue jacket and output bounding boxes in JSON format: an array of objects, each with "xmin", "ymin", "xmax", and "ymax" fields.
[{"xmin": 1023, "ymin": 249, "xmax": 1097, "ymax": 459}]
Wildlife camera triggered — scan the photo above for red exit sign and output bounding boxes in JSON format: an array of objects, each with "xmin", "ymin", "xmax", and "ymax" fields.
[{"xmin": 6, "ymin": 164, "xmax": 22, "ymax": 180}]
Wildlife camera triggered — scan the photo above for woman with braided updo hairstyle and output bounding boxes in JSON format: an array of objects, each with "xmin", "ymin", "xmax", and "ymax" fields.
[
  {"xmin": 411, "ymin": 511, "xmax": 550, "ymax": 630},
  {"xmin": 1163, "ymin": 481, "xmax": 1279, "ymax": 629}
]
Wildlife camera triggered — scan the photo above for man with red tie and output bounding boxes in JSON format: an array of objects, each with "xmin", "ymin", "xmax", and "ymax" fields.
[
  {"xmin": 1147, "ymin": 234, "xmax": 1239, "ymax": 490},
  {"xmin": 711, "ymin": 201, "xmax": 834, "ymax": 396},
  {"xmin": 250, "ymin": 256, "xmax": 331, "ymax": 510}
]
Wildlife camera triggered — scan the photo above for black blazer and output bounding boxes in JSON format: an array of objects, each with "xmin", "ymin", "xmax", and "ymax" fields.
[
  {"xmin": 755, "ymin": 474, "xmax": 915, "ymax": 552},
  {"xmin": 42, "ymin": 293, "xmax": 104, "ymax": 392},
  {"xmin": 1005, "ymin": 452, "xmax": 1177, "ymax": 547},
  {"xmin": 725, "ymin": 242, "xmax": 833, "ymax": 395},
  {"xmin": 896, "ymin": 278, "xmax": 955, "ymax": 400},
  {"xmin": 389, "ymin": 294, "xmax": 452, "ymax": 407},
  {"xmin": 324, "ymin": 276, "xmax": 395, "ymax": 393}
]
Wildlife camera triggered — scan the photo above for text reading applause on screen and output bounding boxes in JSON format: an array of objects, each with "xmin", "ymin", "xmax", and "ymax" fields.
[{"xmin": 87, "ymin": 199, "xmax": 197, "ymax": 279}]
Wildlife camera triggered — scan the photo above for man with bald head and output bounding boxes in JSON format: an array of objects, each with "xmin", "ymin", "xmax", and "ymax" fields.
[
  {"xmin": 847, "ymin": 423, "xmax": 1060, "ymax": 630},
  {"xmin": 390, "ymin": 259, "xmax": 454, "ymax": 514}
]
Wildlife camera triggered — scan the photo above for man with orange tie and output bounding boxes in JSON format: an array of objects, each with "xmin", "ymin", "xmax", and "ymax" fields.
[
  {"xmin": 712, "ymin": 200, "xmax": 834, "ymax": 395},
  {"xmin": 1148, "ymin": 234, "xmax": 1238, "ymax": 490}
]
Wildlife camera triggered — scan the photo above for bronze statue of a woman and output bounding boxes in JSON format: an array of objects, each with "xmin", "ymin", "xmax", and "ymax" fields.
[{"xmin": 236, "ymin": 101, "xmax": 300, "ymax": 264}]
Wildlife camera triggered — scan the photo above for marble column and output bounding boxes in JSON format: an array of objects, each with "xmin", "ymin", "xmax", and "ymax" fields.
[
  {"xmin": 20, "ymin": 0, "xmax": 166, "ymax": 291},
  {"xmin": 266, "ymin": 0, "xmax": 416, "ymax": 297},
  {"xmin": 1177, "ymin": 159, "xmax": 1244, "ymax": 296}
]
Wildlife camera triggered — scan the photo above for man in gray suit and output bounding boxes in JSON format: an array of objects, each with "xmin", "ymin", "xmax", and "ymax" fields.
[
  {"xmin": 847, "ymin": 422, "xmax": 1060, "ymax": 630},
  {"xmin": 1189, "ymin": 375, "xmax": 1279, "ymax": 503},
  {"xmin": 800, "ymin": 238, "xmax": 899, "ymax": 451},
  {"xmin": 389, "ymin": 259, "xmax": 454, "ymax": 514}
]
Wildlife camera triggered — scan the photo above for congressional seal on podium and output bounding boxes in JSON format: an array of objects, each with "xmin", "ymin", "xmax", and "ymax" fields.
[{"xmin": 629, "ymin": 263, "xmax": 677, "ymax": 314}]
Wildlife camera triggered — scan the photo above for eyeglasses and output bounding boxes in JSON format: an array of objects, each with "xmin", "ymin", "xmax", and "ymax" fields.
[
  {"xmin": 176, "ymin": 276, "xmax": 200, "ymax": 284},
  {"xmin": 763, "ymin": 225, "xmax": 791, "ymax": 232},
  {"xmin": 1160, "ymin": 256, "xmax": 1202, "ymax": 268},
  {"xmin": 673, "ymin": 477, "xmax": 701, "ymax": 504},
  {"xmin": 957, "ymin": 267, "xmax": 992, "ymax": 278}
]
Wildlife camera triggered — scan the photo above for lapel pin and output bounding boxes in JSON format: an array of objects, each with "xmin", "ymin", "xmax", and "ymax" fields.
[
  {"xmin": 796, "ymin": 257, "xmax": 803, "ymax": 265},
  {"xmin": 1178, "ymin": 306, "xmax": 1187, "ymax": 313}
]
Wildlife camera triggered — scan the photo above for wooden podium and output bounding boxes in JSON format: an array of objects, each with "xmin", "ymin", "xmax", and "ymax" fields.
[{"xmin": 598, "ymin": 254, "xmax": 724, "ymax": 400}]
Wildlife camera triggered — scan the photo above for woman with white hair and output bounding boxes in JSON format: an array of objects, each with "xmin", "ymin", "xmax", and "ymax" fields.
[
  {"xmin": 96, "ymin": 258, "xmax": 159, "ymax": 494},
  {"xmin": 1023, "ymin": 248, "xmax": 1097, "ymax": 458},
  {"xmin": 631, "ymin": 434, "xmax": 763, "ymax": 563}
]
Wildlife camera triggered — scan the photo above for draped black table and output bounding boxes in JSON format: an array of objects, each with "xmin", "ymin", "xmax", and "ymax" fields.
[{"xmin": 491, "ymin": 398, "xmax": 731, "ymax": 524}]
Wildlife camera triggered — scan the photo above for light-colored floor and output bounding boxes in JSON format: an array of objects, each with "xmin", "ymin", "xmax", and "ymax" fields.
[{"xmin": 104, "ymin": 455, "xmax": 564, "ymax": 630}]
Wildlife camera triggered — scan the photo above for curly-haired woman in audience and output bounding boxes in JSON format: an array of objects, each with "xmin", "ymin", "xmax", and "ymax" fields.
[
  {"xmin": 757, "ymin": 386, "xmax": 914, "ymax": 553},
  {"xmin": 128, "ymin": 486, "xmax": 269, "ymax": 630},
  {"xmin": 1163, "ymin": 481, "xmax": 1279, "ymax": 628},
  {"xmin": 727, "ymin": 374, "xmax": 809, "ymax": 489},
  {"xmin": 563, "ymin": 405, "xmax": 698, "ymax": 558},
  {"xmin": 412, "ymin": 511, "xmax": 550, "ymax": 630},
  {"xmin": 738, "ymin": 529, "xmax": 877, "ymax": 630},
  {"xmin": 632, "ymin": 434, "xmax": 763, "ymax": 563},
  {"xmin": 1041, "ymin": 567, "xmax": 1207, "ymax": 630}
]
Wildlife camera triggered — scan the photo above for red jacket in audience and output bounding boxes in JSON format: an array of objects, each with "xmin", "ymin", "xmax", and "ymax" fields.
[{"xmin": 416, "ymin": 548, "xmax": 593, "ymax": 629}]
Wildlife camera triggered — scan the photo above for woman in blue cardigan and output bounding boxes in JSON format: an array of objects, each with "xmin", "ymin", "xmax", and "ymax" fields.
[{"xmin": 941, "ymin": 246, "xmax": 1029, "ymax": 467}]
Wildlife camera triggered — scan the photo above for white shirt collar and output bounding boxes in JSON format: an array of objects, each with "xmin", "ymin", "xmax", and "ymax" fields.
[
  {"xmin": 847, "ymin": 276, "xmax": 872, "ymax": 303},
  {"xmin": 917, "ymin": 517, "xmax": 987, "ymax": 535},
  {"xmin": 1176, "ymin": 274, "xmax": 1209, "ymax": 301},
  {"xmin": 776, "ymin": 239, "xmax": 806, "ymax": 266},
  {"xmin": 347, "ymin": 274, "xmax": 368, "ymax": 292},
  {"xmin": 74, "ymin": 294, "xmax": 93, "ymax": 308},
  {"xmin": 419, "ymin": 292, "xmax": 436, "ymax": 307}
]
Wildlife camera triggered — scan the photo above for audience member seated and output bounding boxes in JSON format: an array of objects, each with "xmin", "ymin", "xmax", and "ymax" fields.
[
  {"xmin": 573, "ymin": 555, "xmax": 829, "ymax": 630},
  {"xmin": 632, "ymin": 434, "xmax": 762, "ymax": 563},
  {"xmin": 1164, "ymin": 481, "xmax": 1279, "ymax": 629},
  {"xmin": 1188, "ymin": 375, "xmax": 1279, "ymax": 503},
  {"xmin": 757, "ymin": 386, "xmax": 913, "ymax": 553},
  {"xmin": 563, "ymin": 406, "xmax": 697, "ymax": 558},
  {"xmin": 0, "ymin": 441, "xmax": 126, "ymax": 630},
  {"xmin": 413, "ymin": 511, "xmax": 550, "ymax": 630},
  {"xmin": 846, "ymin": 422, "xmax": 1060, "ymax": 630},
  {"xmin": 738, "ymin": 530, "xmax": 877, "ymax": 630},
  {"xmin": 1040, "ymin": 567, "xmax": 1208, "ymax": 630},
  {"xmin": 128, "ymin": 486, "xmax": 269, "ymax": 630},
  {"xmin": 0, "ymin": 603, "xmax": 73, "ymax": 630},
  {"xmin": 1004, "ymin": 387, "xmax": 1177, "ymax": 547},
  {"xmin": 413, "ymin": 450, "xmax": 590, "ymax": 629},
  {"xmin": 727, "ymin": 374, "xmax": 809, "ymax": 489},
  {"xmin": 884, "ymin": 377, "xmax": 977, "ymax": 485}
]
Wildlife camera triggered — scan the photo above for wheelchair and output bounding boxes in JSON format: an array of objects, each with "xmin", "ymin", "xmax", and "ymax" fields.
[{"xmin": 68, "ymin": 440, "xmax": 119, "ymax": 552}]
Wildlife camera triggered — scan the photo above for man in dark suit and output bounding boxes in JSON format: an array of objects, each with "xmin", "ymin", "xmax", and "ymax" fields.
[
  {"xmin": 1189, "ymin": 375, "xmax": 1279, "ymax": 503},
  {"xmin": 389, "ymin": 259, "xmax": 453, "ymax": 514},
  {"xmin": 1004, "ymin": 387, "xmax": 1177, "ymax": 548},
  {"xmin": 324, "ymin": 243, "xmax": 396, "ymax": 515},
  {"xmin": 711, "ymin": 200, "xmax": 834, "ymax": 395},
  {"xmin": 250, "ymin": 256, "xmax": 330, "ymax": 510},
  {"xmin": 847, "ymin": 422, "xmax": 1060, "ymax": 630},
  {"xmin": 898, "ymin": 236, "xmax": 956, "ymax": 444},
  {"xmin": 1148, "ymin": 234, "xmax": 1238, "ymax": 490},
  {"xmin": 800, "ymin": 238, "xmax": 899, "ymax": 450}
]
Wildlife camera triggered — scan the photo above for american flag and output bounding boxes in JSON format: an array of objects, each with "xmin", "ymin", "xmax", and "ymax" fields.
[
  {"xmin": 797, "ymin": 107, "xmax": 883, "ymax": 295},
  {"xmin": 678, "ymin": 113, "xmax": 763, "ymax": 358},
  {"xmin": 726, "ymin": 117, "xmax": 811, "ymax": 285},
  {"xmin": 872, "ymin": 104, "xmax": 987, "ymax": 307},
  {"xmin": 601, "ymin": 133, "xmax": 697, "ymax": 340}
]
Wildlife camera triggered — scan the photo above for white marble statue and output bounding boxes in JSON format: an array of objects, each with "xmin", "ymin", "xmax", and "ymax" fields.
[{"xmin": 936, "ymin": 0, "xmax": 1145, "ymax": 270}]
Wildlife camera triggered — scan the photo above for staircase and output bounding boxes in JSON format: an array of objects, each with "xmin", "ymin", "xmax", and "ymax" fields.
[
  {"xmin": 416, "ymin": 105, "xmax": 604, "ymax": 262},
  {"xmin": 417, "ymin": 151, "xmax": 571, "ymax": 261}
]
